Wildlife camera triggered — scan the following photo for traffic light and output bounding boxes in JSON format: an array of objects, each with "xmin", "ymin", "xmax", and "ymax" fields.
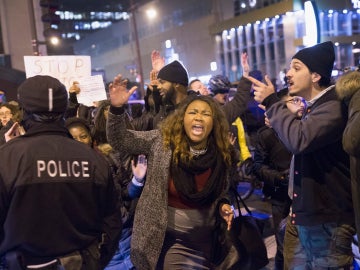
[
  {"xmin": 40, "ymin": 0, "xmax": 61, "ymax": 25},
  {"xmin": 39, "ymin": 0, "xmax": 59, "ymax": 8},
  {"xmin": 39, "ymin": 0, "xmax": 62, "ymax": 48},
  {"xmin": 41, "ymin": 13, "xmax": 61, "ymax": 24}
]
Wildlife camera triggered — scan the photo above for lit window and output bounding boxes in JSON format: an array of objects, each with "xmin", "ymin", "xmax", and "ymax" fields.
[
  {"xmin": 165, "ymin": 40, "xmax": 172, "ymax": 48},
  {"xmin": 210, "ymin": 62, "xmax": 217, "ymax": 71}
]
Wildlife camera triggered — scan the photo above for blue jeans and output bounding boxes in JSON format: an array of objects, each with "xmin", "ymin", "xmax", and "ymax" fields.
[
  {"xmin": 105, "ymin": 226, "xmax": 135, "ymax": 270},
  {"xmin": 283, "ymin": 217, "xmax": 355, "ymax": 270}
]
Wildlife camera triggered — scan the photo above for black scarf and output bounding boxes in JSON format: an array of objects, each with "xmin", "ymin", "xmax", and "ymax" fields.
[{"xmin": 171, "ymin": 140, "xmax": 227, "ymax": 206}]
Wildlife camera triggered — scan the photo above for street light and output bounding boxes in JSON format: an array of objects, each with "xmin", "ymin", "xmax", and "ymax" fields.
[
  {"xmin": 31, "ymin": 34, "xmax": 61, "ymax": 56},
  {"xmin": 49, "ymin": 36, "xmax": 60, "ymax": 45},
  {"xmin": 146, "ymin": 8, "xmax": 157, "ymax": 20}
]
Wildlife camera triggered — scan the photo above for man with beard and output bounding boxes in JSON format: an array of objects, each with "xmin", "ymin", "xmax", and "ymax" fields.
[
  {"xmin": 152, "ymin": 53, "xmax": 253, "ymax": 129},
  {"xmin": 153, "ymin": 60, "xmax": 189, "ymax": 128}
]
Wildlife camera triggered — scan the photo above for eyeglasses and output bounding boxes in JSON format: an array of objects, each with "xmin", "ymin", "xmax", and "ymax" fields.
[
  {"xmin": 0, "ymin": 111, "xmax": 12, "ymax": 117},
  {"xmin": 286, "ymin": 97, "xmax": 304, "ymax": 105}
]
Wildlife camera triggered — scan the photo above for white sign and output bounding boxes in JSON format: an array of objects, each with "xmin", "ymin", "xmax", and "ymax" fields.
[
  {"xmin": 24, "ymin": 55, "xmax": 91, "ymax": 88},
  {"xmin": 76, "ymin": 75, "xmax": 107, "ymax": 107}
]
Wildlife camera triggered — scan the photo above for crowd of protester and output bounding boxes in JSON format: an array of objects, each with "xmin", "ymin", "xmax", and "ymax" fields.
[{"xmin": 0, "ymin": 41, "xmax": 359, "ymax": 270}]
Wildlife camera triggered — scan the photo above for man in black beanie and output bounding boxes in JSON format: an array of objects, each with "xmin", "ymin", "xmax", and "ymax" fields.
[
  {"xmin": 0, "ymin": 75, "xmax": 122, "ymax": 269},
  {"xmin": 246, "ymin": 41, "xmax": 355, "ymax": 269},
  {"xmin": 157, "ymin": 60, "xmax": 189, "ymax": 103},
  {"xmin": 152, "ymin": 60, "xmax": 189, "ymax": 127}
]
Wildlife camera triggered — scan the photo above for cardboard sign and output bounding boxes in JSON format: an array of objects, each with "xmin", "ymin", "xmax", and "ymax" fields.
[{"xmin": 24, "ymin": 55, "xmax": 91, "ymax": 88}]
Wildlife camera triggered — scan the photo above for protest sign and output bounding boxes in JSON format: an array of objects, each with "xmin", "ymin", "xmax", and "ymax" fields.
[
  {"xmin": 76, "ymin": 75, "xmax": 107, "ymax": 107},
  {"xmin": 24, "ymin": 55, "xmax": 91, "ymax": 88}
]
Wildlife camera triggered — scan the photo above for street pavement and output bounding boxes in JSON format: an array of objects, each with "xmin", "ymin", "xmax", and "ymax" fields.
[{"xmin": 241, "ymin": 186, "xmax": 360, "ymax": 270}]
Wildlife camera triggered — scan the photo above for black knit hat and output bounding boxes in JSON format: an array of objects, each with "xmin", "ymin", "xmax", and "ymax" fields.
[
  {"xmin": 292, "ymin": 41, "xmax": 335, "ymax": 80},
  {"xmin": 18, "ymin": 75, "xmax": 68, "ymax": 114},
  {"xmin": 157, "ymin": 60, "xmax": 189, "ymax": 86}
]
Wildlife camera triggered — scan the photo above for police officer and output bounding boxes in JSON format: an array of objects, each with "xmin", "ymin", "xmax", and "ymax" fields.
[{"xmin": 0, "ymin": 75, "xmax": 122, "ymax": 270}]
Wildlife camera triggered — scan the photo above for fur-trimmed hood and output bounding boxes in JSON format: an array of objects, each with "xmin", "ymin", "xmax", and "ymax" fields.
[{"xmin": 335, "ymin": 71, "xmax": 360, "ymax": 100}]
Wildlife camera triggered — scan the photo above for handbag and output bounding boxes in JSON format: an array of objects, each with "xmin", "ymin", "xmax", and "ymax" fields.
[{"xmin": 212, "ymin": 187, "xmax": 269, "ymax": 270}]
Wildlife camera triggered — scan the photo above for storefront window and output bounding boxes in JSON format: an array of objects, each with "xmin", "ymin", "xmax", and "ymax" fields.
[
  {"xmin": 352, "ymin": 12, "xmax": 360, "ymax": 34},
  {"xmin": 275, "ymin": 18, "xmax": 284, "ymax": 39},
  {"xmin": 337, "ymin": 12, "xmax": 351, "ymax": 35}
]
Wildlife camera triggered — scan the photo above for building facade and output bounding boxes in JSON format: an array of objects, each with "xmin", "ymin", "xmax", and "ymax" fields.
[
  {"xmin": 1, "ymin": 0, "xmax": 360, "ymax": 98},
  {"xmin": 0, "ymin": 0, "xmax": 43, "ymax": 100},
  {"xmin": 214, "ymin": 0, "xmax": 360, "ymax": 86},
  {"xmin": 72, "ymin": 0, "xmax": 360, "ymax": 89},
  {"xmin": 73, "ymin": 0, "xmax": 234, "ymax": 86}
]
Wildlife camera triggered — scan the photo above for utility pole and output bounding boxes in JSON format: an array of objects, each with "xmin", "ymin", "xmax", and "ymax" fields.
[
  {"xmin": 129, "ymin": 0, "xmax": 145, "ymax": 99},
  {"xmin": 28, "ymin": 0, "xmax": 40, "ymax": 55}
]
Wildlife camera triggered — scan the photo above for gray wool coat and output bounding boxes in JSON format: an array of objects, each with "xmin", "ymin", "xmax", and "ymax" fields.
[{"xmin": 107, "ymin": 108, "xmax": 230, "ymax": 270}]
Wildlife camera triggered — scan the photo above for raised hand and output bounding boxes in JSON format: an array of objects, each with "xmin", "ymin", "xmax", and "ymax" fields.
[
  {"xmin": 109, "ymin": 74, "xmax": 137, "ymax": 107},
  {"xmin": 241, "ymin": 52, "xmax": 250, "ymax": 77},
  {"xmin": 69, "ymin": 81, "xmax": 80, "ymax": 94},
  {"xmin": 246, "ymin": 75, "xmax": 275, "ymax": 103},
  {"xmin": 151, "ymin": 50, "xmax": 165, "ymax": 72},
  {"xmin": 132, "ymin": 154, "xmax": 147, "ymax": 183},
  {"xmin": 146, "ymin": 69, "xmax": 159, "ymax": 91}
]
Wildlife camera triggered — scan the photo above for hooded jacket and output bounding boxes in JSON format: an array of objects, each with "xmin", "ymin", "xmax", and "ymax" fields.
[{"xmin": 336, "ymin": 71, "xmax": 360, "ymax": 243}]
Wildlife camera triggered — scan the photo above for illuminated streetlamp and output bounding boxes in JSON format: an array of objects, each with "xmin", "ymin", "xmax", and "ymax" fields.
[
  {"xmin": 146, "ymin": 8, "xmax": 157, "ymax": 20},
  {"xmin": 31, "ymin": 30, "xmax": 61, "ymax": 56},
  {"xmin": 49, "ymin": 36, "xmax": 60, "ymax": 46}
]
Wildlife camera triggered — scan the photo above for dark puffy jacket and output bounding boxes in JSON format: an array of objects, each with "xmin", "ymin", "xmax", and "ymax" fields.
[{"xmin": 336, "ymin": 71, "xmax": 360, "ymax": 243}]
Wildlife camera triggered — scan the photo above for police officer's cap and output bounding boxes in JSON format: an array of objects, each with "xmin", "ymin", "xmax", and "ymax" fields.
[{"xmin": 18, "ymin": 75, "xmax": 68, "ymax": 114}]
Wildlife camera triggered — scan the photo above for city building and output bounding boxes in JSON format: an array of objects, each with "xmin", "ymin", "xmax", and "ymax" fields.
[
  {"xmin": 73, "ymin": 0, "xmax": 234, "ymax": 88},
  {"xmin": 0, "ymin": 0, "xmax": 132, "ymax": 99},
  {"xmin": 72, "ymin": 0, "xmax": 360, "ymax": 91},
  {"xmin": 214, "ymin": 0, "xmax": 360, "ymax": 84},
  {"xmin": 44, "ymin": 0, "xmax": 140, "ymax": 55}
]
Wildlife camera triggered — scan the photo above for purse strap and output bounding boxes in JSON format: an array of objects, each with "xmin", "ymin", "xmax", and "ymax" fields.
[{"xmin": 231, "ymin": 186, "xmax": 253, "ymax": 216}]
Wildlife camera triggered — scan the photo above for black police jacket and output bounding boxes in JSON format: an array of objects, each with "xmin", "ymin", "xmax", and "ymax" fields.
[{"xmin": 0, "ymin": 120, "xmax": 122, "ymax": 266}]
